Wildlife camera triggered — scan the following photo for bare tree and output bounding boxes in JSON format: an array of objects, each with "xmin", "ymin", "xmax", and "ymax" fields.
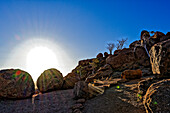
[
  {"xmin": 107, "ymin": 43, "xmax": 115, "ymax": 55},
  {"xmin": 116, "ymin": 38, "xmax": 128, "ymax": 50}
]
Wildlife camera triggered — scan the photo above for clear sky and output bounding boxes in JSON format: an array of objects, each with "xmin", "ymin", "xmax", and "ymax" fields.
[{"xmin": 0, "ymin": 0, "xmax": 169, "ymax": 79}]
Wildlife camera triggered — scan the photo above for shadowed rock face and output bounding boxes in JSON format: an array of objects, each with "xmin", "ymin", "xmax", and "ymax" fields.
[
  {"xmin": 149, "ymin": 39, "xmax": 170, "ymax": 77},
  {"xmin": 62, "ymin": 72, "xmax": 80, "ymax": 89},
  {"xmin": 143, "ymin": 79, "xmax": 170, "ymax": 113},
  {"xmin": 37, "ymin": 68, "xmax": 64, "ymax": 93},
  {"xmin": 106, "ymin": 47, "xmax": 150, "ymax": 72},
  {"xmin": 0, "ymin": 69, "xmax": 35, "ymax": 99}
]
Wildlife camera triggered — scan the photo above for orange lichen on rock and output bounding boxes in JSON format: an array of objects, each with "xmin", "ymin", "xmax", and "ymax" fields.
[{"xmin": 121, "ymin": 69, "xmax": 142, "ymax": 79}]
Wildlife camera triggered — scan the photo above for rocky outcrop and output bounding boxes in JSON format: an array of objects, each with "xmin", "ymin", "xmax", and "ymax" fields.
[
  {"xmin": 121, "ymin": 69, "xmax": 142, "ymax": 80},
  {"xmin": 149, "ymin": 39, "xmax": 170, "ymax": 77},
  {"xmin": 0, "ymin": 69, "xmax": 35, "ymax": 99},
  {"xmin": 96, "ymin": 53, "xmax": 103, "ymax": 58},
  {"xmin": 85, "ymin": 64, "xmax": 113, "ymax": 83},
  {"xmin": 63, "ymin": 58, "xmax": 106, "ymax": 89},
  {"xmin": 143, "ymin": 79, "xmax": 170, "ymax": 113},
  {"xmin": 104, "ymin": 52, "xmax": 109, "ymax": 58},
  {"xmin": 106, "ymin": 47, "xmax": 150, "ymax": 72},
  {"xmin": 129, "ymin": 40, "xmax": 140, "ymax": 48},
  {"xmin": 37, "ymin": 68, "xmax": 64, "ymax": 93}
]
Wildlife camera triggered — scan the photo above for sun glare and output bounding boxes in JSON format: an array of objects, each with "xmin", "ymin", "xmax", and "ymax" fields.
[{"xmin": 26, "ymin": 46, "xmax": 58, "ymax": 82}]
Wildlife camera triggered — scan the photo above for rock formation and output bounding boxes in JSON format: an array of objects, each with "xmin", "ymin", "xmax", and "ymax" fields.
[
  {"xmin": 143, "ymin": 79, "xmax": 170, "ymax": 113},
  {"xmin": 149, "ymin": 39, "xmax": 170, "ymax": 77},
  {"xmin": 37, "ymin": 68, "xmax": 64, "ymax": 93},
  {"xmin": 0, "ymin": 69, "xmax": 35, "ymax": 99}
]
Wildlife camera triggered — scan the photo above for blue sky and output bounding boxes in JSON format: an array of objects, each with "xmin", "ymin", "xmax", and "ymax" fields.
[{"xmin": 0, "ymin": 0, "xmax": 170, "ymax": 76}]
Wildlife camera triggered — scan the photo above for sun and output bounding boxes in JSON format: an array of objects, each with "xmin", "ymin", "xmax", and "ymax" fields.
[{"xmin": 26, "ymin": 46, "xmax": 58, "ymax": 82}]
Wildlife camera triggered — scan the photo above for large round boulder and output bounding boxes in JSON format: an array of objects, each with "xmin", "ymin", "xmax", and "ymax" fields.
[
  {"xmin": 37, "ymin": 68, "xmax": 64, "ymax": 93},
  {"xmin": 0, "ymin": 69, "xmax": 35, "ymax": 99}
]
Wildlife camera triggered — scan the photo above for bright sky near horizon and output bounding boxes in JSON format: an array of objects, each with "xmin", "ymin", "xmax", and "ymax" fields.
[{"xmin": 0, "ymin": 0, "xmax": 169, "ymax": 80}]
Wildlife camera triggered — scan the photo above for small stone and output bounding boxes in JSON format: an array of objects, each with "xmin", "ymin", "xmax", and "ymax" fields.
[
  {"xmin": 71, "ymin": 104, "xmax": 83, "ymax": 110},
  {"xmin": 73, "ymin": 109, "xmax": 82, "ymax": 113},
  {"xmin": 76, "ymin": 99, "xmax": 86, "ymax": 103}
]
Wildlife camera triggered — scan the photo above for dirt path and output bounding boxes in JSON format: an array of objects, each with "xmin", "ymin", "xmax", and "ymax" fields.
[
  {"xmin": 83, "ymin": 79, "xmax": 146, "ymax": 113},
  {"xmin": 0, "ymin": 89, "xmax": 75, "ymax": 113}
]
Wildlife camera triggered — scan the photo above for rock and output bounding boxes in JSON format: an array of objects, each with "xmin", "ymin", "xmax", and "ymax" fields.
[
  {"xmin": 37, "ymin": 68, "xmax": 64, "ymax": 93},
  {"xmin": 121, "ymin": 69, "xmax": 142, "ymax": 80},
  {"xmin": 62, "ymin": 73, "xmax": 80, "ymax": 89},
  {"xmin": 137, "ymin": 77, "xmax": 157, "ymax": 98},
  {"xmin": 160, "ymin": 36, "xmax": 170, "ymax": 42},
  {"xmin": 143, "ymin": 79, "xmax": 170, "ymax": 113},
  {"xmin": 71, "ymin": 103, "xmax": 83, "ymax": 110},
  {"xmin": 63, "ymin": 58, "xmax": 106, "ymax": 89},
  {"xmin": 129, "ymin": 40, "xmax": 140, "ymax": 48},
  {"xmin": 0, "ymin": 69, "xmax": 35, "ymax": 99},
  {"xmin": 74, "ymin": 81, "xmax": 89, "ymax": 99},
  {"xmin": 149, "ymin": 39, "xmax": 170, "ymax": 77},
  {"xmin": 149, "ymin": 31, "xmax": 166, "ymax": 47},
  {"xmin": 85, "ymin": 64, "xmax": 113, "ymax": 83},
  {"xmin": 151, "ymin": 31, "xmax": 165, "ymax": 39},
  {"xmin": 107, "ymin": 47, "xmax": 150, "ymax": 71},
  {"xmin": 76, "ymin": 99, "xmax": 86, "ymax": 103},
  {"xmin": 106, "ymin": 48, "xmax": 135, "ymax": 71},
  {"xmin": 73, "ymin": 109, "xmax": 82, "ymax": 113},
  {"xmin": 111, "ymin": 72, "xmax": 122, "ymax": 78},
  {"xmin": 96, "ymin": 53, "xmax": 103, "ymax": 58},
  {"xmin": 166, "ymin": 32, "xmax": 170, "ymax": 36},
  {"xmin": 104, "ymin": 52, "xmax": 109, "ymax": 58}
]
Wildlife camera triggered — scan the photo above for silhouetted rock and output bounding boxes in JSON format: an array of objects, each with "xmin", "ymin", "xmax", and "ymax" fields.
[
  {"xmin": 149, "ymin": 39, "xmax": 170, "ymax": 77},
  {"xmin": 0, "ymin": 69, "xmax": 35, "ymax": 99},
  {"xmin": 149, "ymin": 31, "xmax": 166, "ymax": 48},
  {"xmin": 104, "ymin": 52, "xmax": 109, "ymax": 58},
  {"xmin": 106, "ymin": 47, "xmax": 150, "ymax": 72},
  {"xmin": 96, "ymin": 53, "xmax": 103, "ymax": 58},
  {"xmin": 143, "ymin": 79, "xmax": 170, "ymax": 113},
  {"xmin": 129, "ymin": 40, "xmax": 140, "ymax": 48},
  {"xmin": 166, "ymin": 32, "xmax": 170, "ymax": 36},
  {"xmin": 121, "ymin": 69, "xmax": 142, "ymax": 79},
  {"xmin": 37, "ymin": 68, "xmax": 64, "ymax": 93}
]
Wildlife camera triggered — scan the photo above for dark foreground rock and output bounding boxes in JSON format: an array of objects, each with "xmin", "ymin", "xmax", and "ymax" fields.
[
  {"xmin": 0, "ymin": 69, "xmax": 35, "ymax": 99},
  {"xmin": 143, "ymin": 79, "xmax": 170, "ymax": 113}
]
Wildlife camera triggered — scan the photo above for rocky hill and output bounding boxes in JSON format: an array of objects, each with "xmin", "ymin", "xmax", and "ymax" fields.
[{"xmin": 0, "ymin": 30, "xmax": 169, "ymax": 113}]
